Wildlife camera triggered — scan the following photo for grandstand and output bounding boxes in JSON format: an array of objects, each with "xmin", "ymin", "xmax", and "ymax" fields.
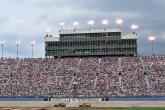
[{"xmin": 0, "ymin": 56, "xmax": 165, "ymax": 97}]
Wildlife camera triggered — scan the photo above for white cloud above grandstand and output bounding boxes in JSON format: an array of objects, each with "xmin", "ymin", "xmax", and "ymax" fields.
[{"xmin": 0, "ymin": 0, "xmax": 165, "ymax": 57}]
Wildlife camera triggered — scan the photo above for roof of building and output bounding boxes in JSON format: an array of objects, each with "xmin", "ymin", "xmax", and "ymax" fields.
[
  {"xmin": 121, "ymin": 33, "xmax": 138, "ymax": 39},
  {"xmin": 59, "ymin": 28, "xmax": 122, "ymax": 34},
  {"xmin": 45, "ymin": 28, "xmax": 138, "ymax": 42}
]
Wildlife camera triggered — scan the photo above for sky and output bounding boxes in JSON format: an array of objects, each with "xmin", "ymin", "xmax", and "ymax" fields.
[{"xmin": 0, "ymin": 0, "xmax": 165, "ymax": 58}]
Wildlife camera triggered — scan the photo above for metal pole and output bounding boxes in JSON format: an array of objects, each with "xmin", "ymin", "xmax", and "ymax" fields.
[
  {"xmin": 104, "ymin": 24, "xmax": 108, "ymax": 29},
  {"xmin": 74, "ymin": 25, "xmax": 76, "ymax": 30},
  {"xmin": 32, "ymin": 44, "xmax": 33, "ymax": 58},
  {"xmin": 61, "ymin": 25, "xmax": 63, "ymax": 30},
  {"xmin": 2, "ymin": 44, "xmax": 3, "ymax": 59},
  {"xmin": 17, "ymin": 44, "xmax": 18, "ymax": 58},
  {"xmin": 89, "ymin": 24, "xmax": 91, "ymax": 29},
  {"xmin": 152, "ymin": 41, "xmax": 154, "ymax": 56}
]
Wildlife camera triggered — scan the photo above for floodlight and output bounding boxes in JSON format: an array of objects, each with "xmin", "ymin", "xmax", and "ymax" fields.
[
  {"xmin": 116, "ymin": 18, "xmax": 123, "ymax": 25},
  {"xmin": 131, "ymin": 24, "xmax": 139, "ymax": 30},
  {"xmin": 59, "ymin": 22, "xmax": 65, "ymax": 26},
  {"xmin": 59, "ymin": 22, "xmax": 65, "ymax": 30},
  {"xmin": 16, "ymin": 40, "xmax": 21, "ymax": 45},
  {"xmin": 87, "ymin": 20, "xmax": 94, "ymax": 25},
  {"xmin": 73, "ymin": 21, "xmax": 79, "ymax": 26},
  {"xmin": 73, "ymin": 21, "xmax": 79, "ymax": 30},
  {"xmin": 102, "ymin": 19, "xmax": 108, "ymax": 25},
  {"xmin": 0, "ymin": 41, "xmax": 6, "ymax": 44},
  {"xmin": 45, "ymin": 28, "xmax": 51, "ymax": 36},
  {"xmin": 148, "ymin": 36, "xmax": 156, "ymax": 41},
  {"xmin": 87, "ymin": 20, "xmax": 94, "ymax": 29},
  {"xmin": 30, "ymin": 41, "xmax": 35, "ymax": 46},
  {"xmin": 46, "ymin": 28, "xmax": 51, "ymax": 33}
]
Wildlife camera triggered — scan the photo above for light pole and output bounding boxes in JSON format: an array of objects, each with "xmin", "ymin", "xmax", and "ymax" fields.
[
  {"xmin": 148, "ymin": 36, "xmax": 156, "ymax": 56},
  {"xmin": 30, "ymin": 41, "xmax": 35, "ymax": 58},
  {"xmin": 73, "ymin": 21, "xmax": 79, "ymax": 30},
  {"xmin": 16, "ymin": 41, "xmax": 21, "ymax": 59},
  {"xmin": 131, "ymin": 24, "xmax": 139, "ymax": 34},
  {"xmin": 116, "ymin": 18, "xmax": 124, "ymax": 28},
  {"xmin": 45, "ymin": 28, "xmax": 51, "ymax": 36},
  {"xmin": 59, "ymin": 22, "xmax": 65, "ymax": 30},
  {"xmin": 0, "ymin": 41, "xmax": 5, "ymax": 59},
  {"xmin": 87, "ymin": 20, "xmax": 94, "ymax": 29},
  {"xmin": 102, "ymin": 19, "xmax": 108, "ymax": 29}
]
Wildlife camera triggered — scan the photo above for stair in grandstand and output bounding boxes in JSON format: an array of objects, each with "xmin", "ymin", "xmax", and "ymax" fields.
[
  {"xmin": 68, "ymin": 59, "xmax": 82, "ymax": 90},
  {"xmin": 140, "ymin": 57, "xmax": 154, "ymax": 96},
  {"xmin": 118, "ymin": 58, "xmax": 123, "ymax": 96},
  {"xmin": 41, "ymin": 59, "xmax": 63, "ymax": 95},
  {"xmin": 93, "ymin": 58, "xmax": 102, "ymax": 90}
]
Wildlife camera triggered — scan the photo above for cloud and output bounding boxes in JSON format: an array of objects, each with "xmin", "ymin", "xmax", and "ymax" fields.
[{"xmin": 0, "ymin": 0, "xmax": 165, "ymax": 57}]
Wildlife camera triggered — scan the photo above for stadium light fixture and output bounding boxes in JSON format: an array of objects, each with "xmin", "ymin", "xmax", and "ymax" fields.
[
  {"xmin": 87, "ymin": 20, "xmax": 94, "ymax": 29},
  {"xmin": 59, "ymin": 22, "xmax": 65, "ymax": 30},
  {"xmin": 116, "ymin": 18, "xmax": 124, "ymax": 28},
  {"xmin": 0, "ymin": 41, "xmax": 6, "ymax": 59},
  {"xmin": 30, "ymin": 41, "xmax": 35, "ymax": 58},
  {"xmin": 131, "ymin": 24, "xmax": 139, "ymax": 35},
  {"xmin": 16, "ymin": 40, "xmax": 21, "ymax": 45},
  {"xmin": 16, "ymin": 40, "xmax": 21, "ymax": 59},
  {"xmin": 148, "ymin": 36, "xmax": 156, "ymax": 56},
  {"xmin": 148, "ymin": 36, "xmax": 156, "ymax": 41},
  {"xmin": 45, "ymin": 28, "xmax": 51, "ymax": 36},
  {"xmin": 102, "ymin": 19, "xmax": 108, "ymax": 29},
  {"xmin": 73, "ymin": 21, "xmax": 79, "ymax": 30},
  {"xmin": 131, "ymin": 24, "xmax": 139, "ymax": 30},
  {"xmin": 102, "ymin": 19, "xmax": 108, "ymax": 25},
  {"xmin": 0, "ymin": 41, "xmax": 6, "ymax": 44}
]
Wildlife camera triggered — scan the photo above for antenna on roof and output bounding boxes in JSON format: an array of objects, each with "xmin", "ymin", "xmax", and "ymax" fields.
[
  {"xmin": 73, "ymin": 21, "xmax": 79, "ymax": 30},
  {"xmin": 59, "ymin": 22, "xmax": 65, "ymax": 30},
  {"xmin": 87, "ymin": 20, "xmax": 94, "ymax": 30},
  {"xmin": 131, "ymin": 24, "xmax": 139, "ymax": 35},
  {"xmin": 116, "ymin": 18, "xmax": 124, "ymax": 28},
  {"xmin": 102, "ymin": 19, "xmax": 109, "ymax": 29},
  {"xmin": 45, "ymin": 28, "xmax": 51, "ymax": 37}
]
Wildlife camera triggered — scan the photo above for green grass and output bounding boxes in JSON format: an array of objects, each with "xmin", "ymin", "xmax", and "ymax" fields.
[
  {"xmin": 0, "ymin": 107, "xmax": 165, "ymax": 110},
  {"xmin": 113, "ymin": 107, "xmax": 165, "ymax": 110},
  {"xmin": 67, "ymin": 107, "xmax": 165, "ymax": 110}
]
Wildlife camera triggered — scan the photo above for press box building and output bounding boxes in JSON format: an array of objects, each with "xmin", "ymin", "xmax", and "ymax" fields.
[{"xmin": 45, "ymin": 28, "xmax": 138, "ymax": 57}]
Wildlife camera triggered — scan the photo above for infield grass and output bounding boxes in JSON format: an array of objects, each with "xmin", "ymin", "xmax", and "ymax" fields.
[{"xmin": 66, "ymin": 107, "xmax": 165, "ymax": 110}]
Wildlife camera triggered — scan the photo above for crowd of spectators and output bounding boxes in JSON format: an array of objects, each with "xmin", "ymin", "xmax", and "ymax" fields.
[{"xmin": 0, "ymin": 56, "xmax": 165, "ymax": 97}]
